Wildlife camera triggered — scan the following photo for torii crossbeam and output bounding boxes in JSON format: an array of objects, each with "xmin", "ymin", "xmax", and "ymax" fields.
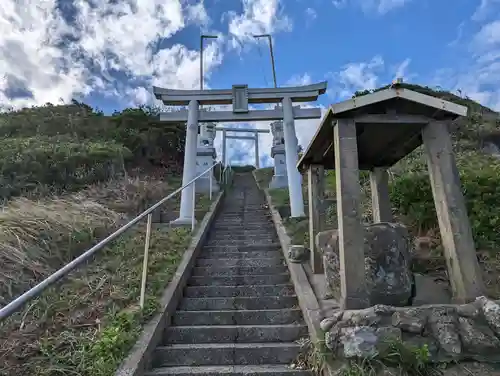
[{"xmin": 153, "ymin": 82, "xmax": 327, "ymax": 224}]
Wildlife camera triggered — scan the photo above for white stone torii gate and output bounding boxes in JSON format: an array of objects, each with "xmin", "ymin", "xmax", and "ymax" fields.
[
  {"xmin": 217, "ymin": 127, "xmax": 270, "ymax": 168},
  {"xmin": 153, "ymin": 82, "xmax": 327, "ymax": 225}
]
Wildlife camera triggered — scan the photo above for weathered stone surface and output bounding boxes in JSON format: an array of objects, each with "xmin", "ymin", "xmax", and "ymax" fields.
[
  {"xmin": 458, "ymin": 317, "xmax": 500, "ymax": 360},
  {"xmin": 320, "ymin": 311, "xmax": 343, "ymax": 332},
  {"xmin": 316, "ymin": 229, "xmax": 341, "ymax": 299},
  {"xmin": 456, "ymin": 303, "xmax": 480, "ymax": 319},
  {"xmin": 336, "ymin": 326, "xmax": 402, "ymax": 358},
  {"xmin": 476, "ymin": 296, "xmax": 500, "ymax": 336},
  {"xmin": 317, "ymin": 223, "xmax": 414, "ymax": 307},
  {"xmin": 428, "ymin": 308, "xmax": 462, "ymax": 358},
  {"xmin": 288, "ymin": 245, "xmax": 310, "ymax": 263},
  {"xmin": 343, "ymin": 305, "xmax": 393, "ymax": 326},
  {"xmin": 391, "ymin": 309, "xmax": 427, "ymax": 334},
  {"xmin": 364, "ymin": 222, "xmax": 414, "ymax": 307}
]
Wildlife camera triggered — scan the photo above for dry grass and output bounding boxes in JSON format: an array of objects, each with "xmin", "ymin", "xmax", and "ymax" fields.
[{"xmin": 0, "ymin": 173, "xmax": 213, "ymax": 376}]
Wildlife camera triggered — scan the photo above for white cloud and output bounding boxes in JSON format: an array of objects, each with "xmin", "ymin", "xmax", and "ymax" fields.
[
  {"xmin": 333, "ymin": 0, "xmax": 410, "ymax": 14},
  {"xmin": 473, "ymin": 20, "xmax": 500, "ymax": 47},
  {"xmin": 286, "ymin": 73, "xmax": 313, "ymax": 86},
  {"xmin": 328, "ymin": 55, "xmax": 384, "ymax": 99},
  {"xmin": 226, "ymin": 0, "xmax": 292, "ymax": 49},
  {"xmin": 472, "ymin": 0, "xmax": 500, "ymax": 22},
  {"xmin": 305, "ymin": 7, "xmax": 317, "ymax": 23},
  {"xmin": 0, "ymin": 0, "xmax": 220, "ymax": 109},
  {"xmin": 393, "ymin": 58, "xmax": 411, "ymax": 80}
]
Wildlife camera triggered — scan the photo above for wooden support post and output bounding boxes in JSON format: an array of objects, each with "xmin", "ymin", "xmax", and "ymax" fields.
[
  {"xmin": 334, "ymin": 119, "xmax": 369, "ymax": 309},
  {"xmin": 422, "ymin": 121, "xmax": 485, "ymax": 303},
  {"xmin": 308, "ymin": 165, "xmax": 325, "ymax": 274},
  {"xmin": 370, "ymin": 167, "xmax": 393, "ymax": 223}
]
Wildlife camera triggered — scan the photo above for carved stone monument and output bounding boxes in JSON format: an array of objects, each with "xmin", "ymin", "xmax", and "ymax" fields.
[{"xmin": 195, "ymin": 122, "xmax": 219, "ymax": 193}]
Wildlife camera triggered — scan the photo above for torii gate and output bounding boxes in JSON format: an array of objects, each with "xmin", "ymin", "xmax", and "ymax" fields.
[
  {"xmin": 153, "ymin": 82, "xmax": 327, "ymax": 225},
  {"xmin": 217, "ymin": 127, "xmax": 270, "ymax": 168}
]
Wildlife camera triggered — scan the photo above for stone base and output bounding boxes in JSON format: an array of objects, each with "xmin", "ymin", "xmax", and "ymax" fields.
[
  {"xmin": 269, "ymin": 175, "xmax": 288, "ymax": 189},
  {"xmin": 321, "ymin": 296, "xmax": 500, "ymax": 364},
  {"xmin": 195, "ymin": 178, "xmax": 220, "ymax": 194},
  {"xmin": 169, "ymin": 217, "xmax": 197, "ymax": 228}
]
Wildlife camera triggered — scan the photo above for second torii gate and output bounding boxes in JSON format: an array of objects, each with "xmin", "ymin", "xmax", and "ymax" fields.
[
  {"xmin": 153, "ymin": 82, "xmax": 327, "ymax": 225},
  {"xmin": 217, "ymin": 127, "xmax": 270, "ymax": 168}
]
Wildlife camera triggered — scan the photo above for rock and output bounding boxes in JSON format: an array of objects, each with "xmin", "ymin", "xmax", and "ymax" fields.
[
  {"xmin": 476, "ymin": 296, "xmax": 500, "ymax": 336},
  {"xmin": 456, "ymin": 303, "xmax": 480, "ymax": 319},
  {"xmin": 337, "ymin": 326, "xmax": 401, "ymax": 358},
  {"xmin": 391, "ymin": 309, "xmax": 427, "ymax": 334},
  {"xmin": 428, "ymin": 308, "xmax": 462, "ymax": 358},
  {"xmin": 458, "ymin": 317, "xmax": 500, "ymax": 360},
  {"xmin": 288, "ymin": 245, "xmax": 310, "ymax": 263},
  {"xmin": 317, "ymin": 223, "xmax": 414, "ymax": 307},
  {"xmin": 320, "ymin": 311, "xmax": 343, "ymax": 332},
  {"xmin": 364, "ymin": 222, "xmax": 414, "ymax": 306},
  {"xmin": 343, "ymin": 305, "xmax": 392, "ymax": 326}
]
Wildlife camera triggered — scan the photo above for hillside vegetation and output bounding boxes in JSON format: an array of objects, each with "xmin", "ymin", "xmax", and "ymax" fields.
[
  {"xmin": 0, "ymin": 102, "xmax": 214, "ymax": 376},
  {"xmin": 258, "ymin": 83, "xmax": 500, "ymax": 298}
]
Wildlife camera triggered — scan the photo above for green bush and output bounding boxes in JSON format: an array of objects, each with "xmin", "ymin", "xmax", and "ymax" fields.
[
  {"xmin": 0, "ymin": 136, "xmax": 132, "ymax": 198},
  {"xmin": 389, "ymin": 155, "xmax": 500, "ymax": 249}
]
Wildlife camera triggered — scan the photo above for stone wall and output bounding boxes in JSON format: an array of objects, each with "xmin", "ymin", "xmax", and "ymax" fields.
[{"xmin": 321, "ymin": 296, "xmax": 500, "ymax": 363}]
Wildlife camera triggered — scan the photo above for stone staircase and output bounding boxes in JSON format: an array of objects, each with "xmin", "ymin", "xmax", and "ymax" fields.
[{"xmin": 146, "ymin": 173, "xmax": 311, "ymax": 375}]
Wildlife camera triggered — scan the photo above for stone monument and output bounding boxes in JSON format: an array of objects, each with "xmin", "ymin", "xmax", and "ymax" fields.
[{"xmin": 195, "ymin": 122, "xmax": 219, "ymax": 193}]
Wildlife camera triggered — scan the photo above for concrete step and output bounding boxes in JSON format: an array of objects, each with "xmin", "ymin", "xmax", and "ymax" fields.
[
  {"xmin": 187, "ymin": 274, "xmax": 290, "ymax": 287},
  {"xmin": 164, "ymin": 324, "xmax": 308, "ymax": 344},
  {"xmin": 191, "ymin": 265, "xmax": 288, "ymax": 277},
  {"xmin": 184, "ymin": 284, "xmax": 294, "ymax": 298},
  {"xmin": 208, "ymin": 230, "xmax": 276, "ymax": 236},
  {"xmin": 172, "ymin": 308, "xmax": 303, "ymax": 326},
  {"xmin": 152, "ymin": 342, "xmax": 304, "ymax": 367},
  {"xmin": 145, "ymin": 364, "xmax": 311, "ymax": 376},
  {"xmin": 212, "ymin": 224, "xmax": 271, "ymax": 230},
  {"xmin": 205, "ymin": 239, "xmax": 278, "ymax": 247},
  {"xmin": 197, "ymin": 251, "xmax": 283, "ymax": 260},
  {"xmin": 178, "ymin": 296, "xmax": 298, "ymax": 311},
  {"xmin": 209, "ymin": 234, "xmax": 277, "ymax": 242},
  {"xmin": 196, "ymin": 258, "xmax": 285, "ymax": 268},
  {"xmin": 202, "ymin": 244, "xmax": 281, "ymax": 252}
]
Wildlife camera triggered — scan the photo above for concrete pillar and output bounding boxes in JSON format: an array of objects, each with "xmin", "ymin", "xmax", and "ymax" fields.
[
  {"xmin": 370, "ymin": 167, "xmax": 393, "ymax": 223},
  {"xmin": 222, "ymin": 130, "xmax": 227, "ymax": 166},
  {"xmin": 172, "ymin": 99, "xmax": 199, "ymax": 225},
  {"xmin": 422, "ymin": 121, "xmax": 485, "ymax": 303},
  {"xmin": 308, "ymin": 165, "xmax": 325, "ymax": 274},
  {"xmin": 334, "ymin": 118, "xmax": 369, "ymax": 309},
  {"xmin": 254, "ymin": 132, "xmax": 260, "ymax": 168},
  {"xmin": 282, "ymin": 97, "xmax": 305, "ymax": 217}
]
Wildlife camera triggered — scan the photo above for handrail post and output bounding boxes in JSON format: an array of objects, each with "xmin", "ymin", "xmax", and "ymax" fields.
[
  {"xmin": 191, "ymin": 181, "xmax": 196, "ymax": 232},
  {"xmin": 139, "ymin": 213, "xmax": 153, "ymax": 309}
]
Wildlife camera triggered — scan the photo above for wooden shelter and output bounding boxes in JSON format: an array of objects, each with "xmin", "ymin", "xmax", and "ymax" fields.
[{"xmin": 297, "ymin": 85, "xmax": 485, "ymax": 309}]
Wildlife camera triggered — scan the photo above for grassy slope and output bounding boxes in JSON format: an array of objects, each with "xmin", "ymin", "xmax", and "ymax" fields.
[
  {"xmin": 0, "ymin": 104, "xmax": 214, "ymax": 376},
  {"xmin": 256, "ymin": 83, "xmax": 500, "ymax": 298}
]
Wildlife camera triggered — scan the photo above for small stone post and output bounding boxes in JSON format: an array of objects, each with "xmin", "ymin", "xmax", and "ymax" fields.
[
  {"xmin": 334, "ymin": 118, "xmax": 369, "ymax": 309},
  {"xmin": 422, "ymin": 121, "xmax": 485, "ymax": 303}
]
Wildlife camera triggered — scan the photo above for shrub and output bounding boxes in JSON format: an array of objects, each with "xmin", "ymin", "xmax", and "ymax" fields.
[
  {"xmin": 0, "ymin": 136, "xmax": 132, "ymax": 199},
  {"xmin": 389, "ymin": 153, "xmax": 500, "ymax": 249}
]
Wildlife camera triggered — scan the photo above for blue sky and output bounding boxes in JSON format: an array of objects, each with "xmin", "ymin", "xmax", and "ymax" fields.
[{"xmin": 1, "ymin": 0, "xmax": 500, "ymax": 166}]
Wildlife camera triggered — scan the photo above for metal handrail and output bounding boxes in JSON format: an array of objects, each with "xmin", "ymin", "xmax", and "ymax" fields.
[{"xmin": 0, "ymin": 162, "xmax": 225, "ymax": 322}]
